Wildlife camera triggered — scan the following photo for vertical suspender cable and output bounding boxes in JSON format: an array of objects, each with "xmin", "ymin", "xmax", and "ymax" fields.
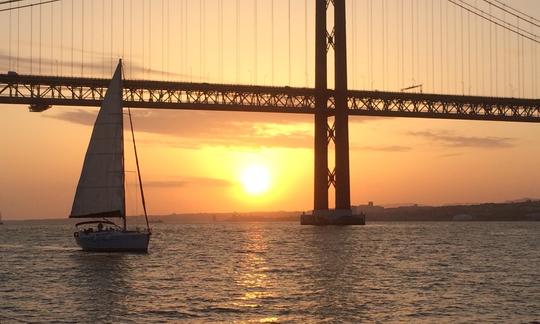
[
  {"xmin": 82, "ymin": 0, "xmax": 84, "ymax": 76},
  {"xmin": 370, "ymin": 0, "xmax": 373, "ymax": 88},
  {"xmin": 431, "ymin": 0, "xmax": 435, "ymax": 92},
  {"xmin": 236, "ymin": 0, "xmax": 239, "ymax": 83},
  {"xmin": 411, "ymin": 0, "xmax": 414, "ymax": 86},
  {"xmin": 102, "ymin": 0, "xmax": 105, "ymax": 76},
  {"xmin": 288, "ymin": 0, "xmax": 291, "ymax": 85},
  {"xmin": 467, "ymin": 4, "xmax": 470, "ymax": 94},
  {"xmin": 31, "ymin": 5, "xmax": 33, "ymax": 74},
  {"xmin": 39, "ymin": 3, "xmax": 42, "ymax": 74},
  {"xmin": 122, "ymin": 0, "xmax": 125, "ymax": 60},
  {"xmin": 17, "ymin": 3, "xmax": 20, "ymax": 72},
  {"xmin": 461, "ymin": 5, "xmax": 464, "ymax": 94},
  {"xmin": 305, "ymin": 0, "xmax": 308, "ymax": 86},
  {"xmin": 9, "ymin": 1, "xmax": 11, "ymax": 71},
  {"xmin": 111, "ymin": 0, "xmax": 114, "ymax": 72},
  {"xmin": 495, "ymin": 9, "xmax": 498, "ymax": 95},
  {"xmin": 489, "ymin": 4, "xmax": 493, "ymax": 95},
  {"xmin": 439, "ymin": 0, "xmax": 443, "ymax": 92},
  {"xmin": 142, "ymin": 0, "xmax": 145, "ymax": 79},
  {"xmin": 254, "ymin": 0, "xmax": 257, "ymax": 84},
  {"xmin": 271, "ymin": 0, "xmax": 274, "ymax": 85},
  {"xmin": 161, "ymin": 0, "xmax": 164, "ymax": 79},
  {"xmin": 130, "ymin": 0, "xmax": 132, "ymax": 77},
  {"xmin": 382, "ymin": 1, "xmax": 386, "ymax": 90},
  {"xmin": 199, "ymin": 0, "xmax": 202, "ymax": 81},
  {"xmin": 202, "ymin": 0, "xmax": 206, "ymax": 81},
  {"xmin": 401, "ymin": 0, "xmax": 404, "ymax": 89}
]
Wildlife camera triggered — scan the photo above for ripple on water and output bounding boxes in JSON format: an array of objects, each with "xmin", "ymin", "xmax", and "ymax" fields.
[{"xmin": 0, "ymin": 222, "xmax": 539, "ymax": 322}]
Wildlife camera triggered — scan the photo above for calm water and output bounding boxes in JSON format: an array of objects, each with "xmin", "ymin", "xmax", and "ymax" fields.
[{"xmin": 1, "ymin": 222, "xmax": 539, "ymax": 323}]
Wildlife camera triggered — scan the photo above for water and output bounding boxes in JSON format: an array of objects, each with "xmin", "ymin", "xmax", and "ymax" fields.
[{"xmin": 1, "ymin": 222, "xmax": 539, "ymax": 323}]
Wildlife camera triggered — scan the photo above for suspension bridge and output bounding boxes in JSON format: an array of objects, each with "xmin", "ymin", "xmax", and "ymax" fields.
[{"xmin": 0, "ymin": 0, "xmax": 539, "ymax": 224}]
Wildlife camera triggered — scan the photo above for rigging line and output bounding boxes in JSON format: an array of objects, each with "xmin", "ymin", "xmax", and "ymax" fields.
[
  {"xmin": 480, "ymin": 0, "xmax": 540, "ymax": 28},
  {"xmin": 0, "ymin": 0, "xmax": 59, "ymax": 12},
  {"xmin": 446, "ymin": 0, "xmax": 539, "ymax": 43},
  {"xmin": 127, "ymin": 106, "xmax": 150, "ymax": 231}
]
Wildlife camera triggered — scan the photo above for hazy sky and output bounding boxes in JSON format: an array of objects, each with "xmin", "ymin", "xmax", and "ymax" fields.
[{"xmin": 0, "ymin": 0, "xmax": 539, "ymax": 219}]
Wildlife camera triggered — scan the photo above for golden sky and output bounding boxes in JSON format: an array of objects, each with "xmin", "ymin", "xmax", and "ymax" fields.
[{"xmin": 0, "ymin": 0, "xmax": 539, "ymax": 219}]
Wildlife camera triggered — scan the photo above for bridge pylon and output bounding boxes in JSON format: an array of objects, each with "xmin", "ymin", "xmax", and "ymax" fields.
[{"xmin": 301, "ymin": 0, "xmax": 365, "ymax": 225}]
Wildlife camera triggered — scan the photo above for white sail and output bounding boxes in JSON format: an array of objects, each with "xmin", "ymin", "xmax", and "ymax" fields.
[{"xmin": 70, "ymin": 62, "xmax": 125, "ymax": 218}]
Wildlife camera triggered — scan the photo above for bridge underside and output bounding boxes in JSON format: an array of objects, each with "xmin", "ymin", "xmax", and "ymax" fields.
[{"xmin": 0, "ymin": 74, "xmax": 539, "ymax": 122}]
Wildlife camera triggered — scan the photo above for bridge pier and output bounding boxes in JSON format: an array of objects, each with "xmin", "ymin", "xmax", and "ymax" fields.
[{"xmin": 302, "ymin": 0, "xmax": 365, "ymax": 225}]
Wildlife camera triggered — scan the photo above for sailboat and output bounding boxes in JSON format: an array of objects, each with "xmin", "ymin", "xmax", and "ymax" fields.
[{"xmin": 70, "ymin": 60, "xmax": 151, "ymax": 252}]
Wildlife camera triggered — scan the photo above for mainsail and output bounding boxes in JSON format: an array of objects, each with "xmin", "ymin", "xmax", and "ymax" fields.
[{"xmin": 70, "ymin": 62, "xmax": 125, "ymax": 218}]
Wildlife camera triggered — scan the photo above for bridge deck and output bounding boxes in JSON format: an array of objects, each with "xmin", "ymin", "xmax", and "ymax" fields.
[{"xmin": 1, "ymin": 74, "xmax": 539, "ymax": 122}]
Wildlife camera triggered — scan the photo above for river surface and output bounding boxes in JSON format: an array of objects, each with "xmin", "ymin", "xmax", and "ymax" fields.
[{"xmin": 0, "ymin": 221, "xmax": 539, "ymax": 323}]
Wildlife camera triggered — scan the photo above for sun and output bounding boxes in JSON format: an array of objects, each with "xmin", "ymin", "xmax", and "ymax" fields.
[{"xmin": 241, "ymin": 165, "xmax": 271, "ymax": 195}]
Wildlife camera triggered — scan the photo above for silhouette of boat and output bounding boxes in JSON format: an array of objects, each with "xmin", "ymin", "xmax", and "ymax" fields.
[{"xmin": 70, "ymin": 60, "xmax": 151, "ymax": 252}]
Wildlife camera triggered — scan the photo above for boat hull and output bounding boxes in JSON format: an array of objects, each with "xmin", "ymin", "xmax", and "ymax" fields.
[{"xmin": 74, "ymin": 230, "xmax": 150, "ymax": 252}]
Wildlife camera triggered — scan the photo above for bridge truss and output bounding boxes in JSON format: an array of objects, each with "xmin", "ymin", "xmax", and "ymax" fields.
[{"xmin": 1, "ymin": 74, "xmax": 539, "ymax": 122}]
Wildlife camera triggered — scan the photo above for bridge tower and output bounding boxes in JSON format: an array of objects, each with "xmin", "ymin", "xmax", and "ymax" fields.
[{"xmin": 302, "ymin": 0, "xmax": 364, "ymax": 225}]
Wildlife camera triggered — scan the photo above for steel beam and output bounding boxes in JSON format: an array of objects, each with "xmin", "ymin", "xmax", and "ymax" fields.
[{"xmin": 0, "ymin": 74, "xmax": 539, "ymax": 122}]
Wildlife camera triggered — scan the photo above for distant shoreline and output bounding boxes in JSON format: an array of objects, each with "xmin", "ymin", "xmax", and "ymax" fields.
[{"xmin": 4, "ymin": 200, "xmax": 540, "ymax": 223}]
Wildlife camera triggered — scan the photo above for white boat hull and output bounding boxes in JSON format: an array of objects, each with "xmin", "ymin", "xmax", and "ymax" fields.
[{"xmin": 74, "ymin": 230, "xmax": 150, "ymax": 252}]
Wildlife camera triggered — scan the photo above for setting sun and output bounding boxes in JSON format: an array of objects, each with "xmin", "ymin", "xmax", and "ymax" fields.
[{"xmin": 241, "ymin": 165, "xmax": 271, "ymax": 195}]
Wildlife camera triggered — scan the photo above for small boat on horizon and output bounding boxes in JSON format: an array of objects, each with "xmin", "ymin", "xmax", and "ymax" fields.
[{"xmin": 70, "ymin": 60, "xmax": 151, "ymax": 253}]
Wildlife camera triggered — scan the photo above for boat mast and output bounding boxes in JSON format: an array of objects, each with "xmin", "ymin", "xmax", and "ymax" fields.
[{"xmin": 127, "ymin": 106, "xmax": 150, "ymax": 231}]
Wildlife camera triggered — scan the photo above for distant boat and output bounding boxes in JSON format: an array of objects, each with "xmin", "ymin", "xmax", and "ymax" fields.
[{"xmin": 70, "ymin": 60, "xmax": 151, "ymax": 252}]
